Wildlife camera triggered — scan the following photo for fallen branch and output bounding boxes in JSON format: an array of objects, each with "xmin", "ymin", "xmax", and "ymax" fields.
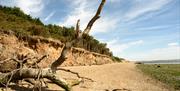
[
  {"xmin": 31, "ymin": 55, "xmax": 47, "ymax": 66},
  {"xmin": 57, "ymin": 68, "xmax": 94, "ymax": 82},
  {"xmin": 0, "ymin": 68, "xmax": 71, "ymax": 91}
]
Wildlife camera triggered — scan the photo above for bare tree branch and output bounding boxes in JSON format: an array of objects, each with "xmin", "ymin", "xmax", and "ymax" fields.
[
  {"xmin": 75, "ymin": 19, "xmax": 81, "ymax": 38},
  {"xmin": 83, "ymin": 0, "xmax": 106, "ymax": 34}
]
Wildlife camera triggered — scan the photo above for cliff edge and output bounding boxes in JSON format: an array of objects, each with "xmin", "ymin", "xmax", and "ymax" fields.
[{"xmin": 0, "ymin": 30, "xmax": 113, "ymax": 72}]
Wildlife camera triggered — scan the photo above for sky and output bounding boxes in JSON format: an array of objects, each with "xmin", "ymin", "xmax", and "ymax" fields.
[{"xmin": 0, "ymin": 0, "xmax": 180, "ymax": 61}]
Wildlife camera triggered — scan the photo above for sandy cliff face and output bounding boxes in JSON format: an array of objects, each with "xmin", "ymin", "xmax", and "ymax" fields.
[{"xmin": 0, "ymin": 31, "xmax": 113, "ymax": 72}]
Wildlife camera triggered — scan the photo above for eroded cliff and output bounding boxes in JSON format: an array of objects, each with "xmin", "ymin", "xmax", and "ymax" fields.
[{"xmin": 0, "ymin": 30, "xmax": 113, "ymax": 72}]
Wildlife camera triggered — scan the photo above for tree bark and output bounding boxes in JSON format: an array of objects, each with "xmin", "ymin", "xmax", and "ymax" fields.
[
  {"xmin": 51, "ymin": 42, "xmax": 71, "ymax": 73},
  {"xmin": 76, "ymin": 19, "xmax": 81, "ymax": 38},
  {"xmin": 0, "ymin": 68, "xmax": 71, "ymax": 91},
  {"xmin": 83, "ymin": 0, "xmax": 106, "ymax": 34}
]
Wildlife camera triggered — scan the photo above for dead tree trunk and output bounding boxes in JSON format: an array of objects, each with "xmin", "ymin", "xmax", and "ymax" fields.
[
  {"xmin": 51, "ymin": 0, "xmax": 106, "ymax": 73},
  {"xmin": 0, "ymin": 0, "xmax": 106, "ymax": 91}
]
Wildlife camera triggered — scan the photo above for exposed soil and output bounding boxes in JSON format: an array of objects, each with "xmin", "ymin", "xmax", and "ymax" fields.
[{"xmin": 0, "ymin": 33, "xmax": 113, "ymax": 72}]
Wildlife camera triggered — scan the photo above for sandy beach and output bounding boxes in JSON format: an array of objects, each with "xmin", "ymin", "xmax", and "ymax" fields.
[{"xmin": 49, "ymin": 63, "xmax": 169, "ymax": 91}]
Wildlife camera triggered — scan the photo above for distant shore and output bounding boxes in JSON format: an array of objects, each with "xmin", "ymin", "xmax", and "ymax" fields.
[{"xmin": 136, "ymin": 59, "xmax": 180, "ymax": 64}]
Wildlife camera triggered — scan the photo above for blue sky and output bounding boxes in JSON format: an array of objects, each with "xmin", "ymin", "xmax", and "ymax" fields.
[{"xmin": 0, "ymin": 0, "xmax": 180, "ymax": 61}]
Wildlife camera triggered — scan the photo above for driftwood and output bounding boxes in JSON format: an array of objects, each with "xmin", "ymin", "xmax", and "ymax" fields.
[{"xmin": 0, "ymin": 0, "xmax": 106, "ymax": 91}]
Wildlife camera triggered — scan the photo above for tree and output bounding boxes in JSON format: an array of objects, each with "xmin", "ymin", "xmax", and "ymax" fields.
[
  {"xmin": 51, "ymin": 0, "xmax": 106, "ymax": 72},
  {"xmin": 0, "ymin": 0, "xmax": 106, "ymax": 91}
]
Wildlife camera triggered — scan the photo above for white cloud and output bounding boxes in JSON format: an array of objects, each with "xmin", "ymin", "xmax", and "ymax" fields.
[
  {"xmin": 0, "ymin": 0, "xmax": 45, "ymax": 17},
  {"xmin": 124, "ymin": 0, "xmax": 172, "ymax": 21},
  {"xmin": 126, "ymin": 44, "xmax": 180, "ymax": 61},
  {"xmin": 106, "ymin": 39, "xmax": 144, "ymax": 56},
  {"xmin": 137, "ymin": 25, "xmax": 171, "ymax": 31},
  {"xmin": 59, "ymin": 0, "xmax": 93, "ymax": 28},
  {"xmin": 168, "ymin": 42, "xmax": 179, "ymax": 47},
  {"xmin": 139, "ymin": 46, "xmax": 180, "ymax": 61},
  {"xmin": 59, "ymin": 0, "xmax": 118, "ymax": 35},
  {"xmin": 15, "ymin": 0, "xmax": 44, "ymax": 17},
  {"xmin": 106, "ymin": 40, "xmax": 180, "ymax": 61},
  {"xmin": 44, "ymin": 11, "xmax": 55, "ymax": 21},
  {"xmin": 0, "ymin": 0, "xmax": 16, "ymax": 7},
  {"xmin": 91, "ymin": 17, "xmax": 118, "ymax": 34}
]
